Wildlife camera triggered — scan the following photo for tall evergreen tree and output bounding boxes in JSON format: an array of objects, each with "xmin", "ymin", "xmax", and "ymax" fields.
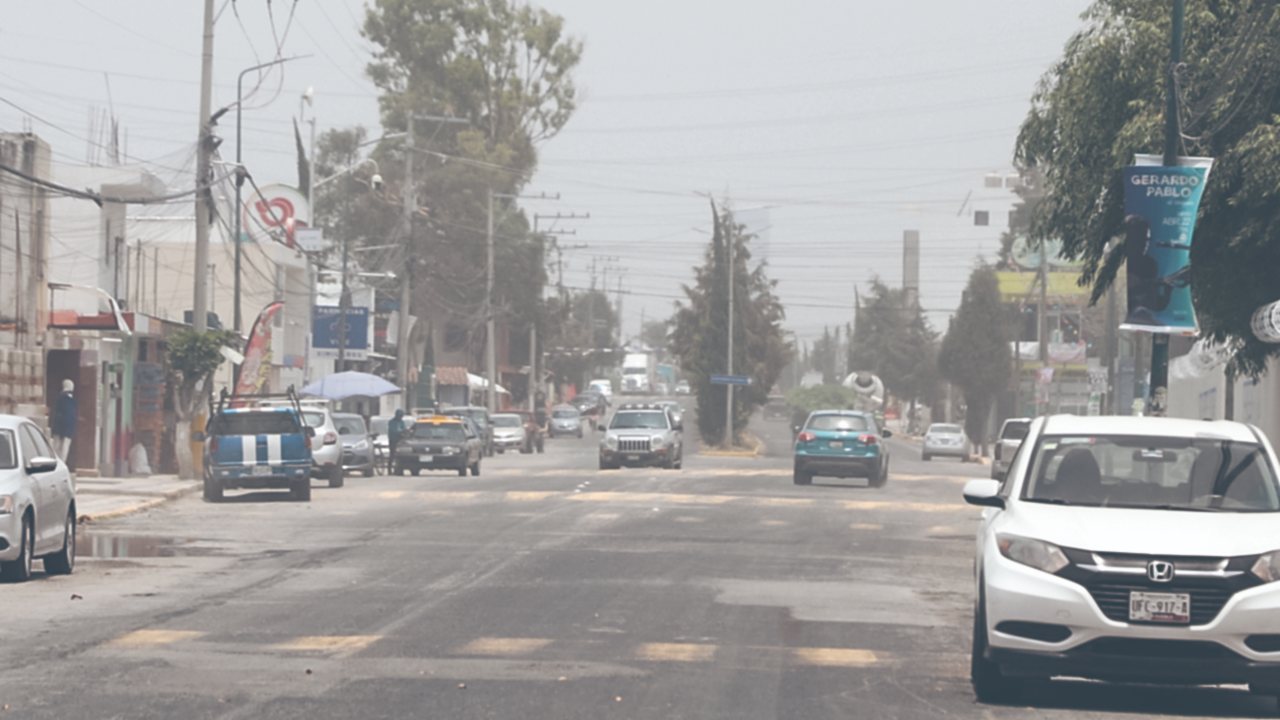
[
  {"xmin": 849, "ymin": 280, "xmax": 939, "ymax": 408},
  {"xmin": 938, "ymin": 265, "xmax": 1012, "ymax": 452}
]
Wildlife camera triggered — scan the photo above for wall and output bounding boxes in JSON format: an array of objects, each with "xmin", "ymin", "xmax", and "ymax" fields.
[{"xmin": 1168, "ymin": 357, "xmax": 1280, "ymax": 448}]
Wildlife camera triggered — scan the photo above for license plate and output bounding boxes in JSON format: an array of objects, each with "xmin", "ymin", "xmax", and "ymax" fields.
[
  {"xmin": 829, "ymin": 441, "xmax": 843, "ymax": 449},
  {"xmin": 1129, "ymin": 591, "xmax": 1191, "ymax": 624},
  {"xmin": 626, "ymin": 454, "xmax": 641, "ymax": 462},
  {"xmin": 252, "ymin": 465, "xmax": 272, "ymax": 477},
  {"xmin": 419, "ymin": 455, "xmax": 434, "ymax": 463}
]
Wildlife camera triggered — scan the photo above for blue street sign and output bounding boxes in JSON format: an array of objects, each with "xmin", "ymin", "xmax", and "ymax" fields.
[{"xmin": 710, "ymin": 374, "xmax": 751, "ymax": 386}]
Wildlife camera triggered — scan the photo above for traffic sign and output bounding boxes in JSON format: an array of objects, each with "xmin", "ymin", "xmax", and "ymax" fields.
[{"xmin": 710, "ymin": 374, "xmax": 751, "ymax": 386}]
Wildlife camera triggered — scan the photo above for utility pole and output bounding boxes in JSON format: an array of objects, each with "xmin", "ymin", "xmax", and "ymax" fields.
[
  {"xmin": 1149, "ymin": 0, "xmax": 1185, "ymax": 417},
  {"xmin": 1037, "ymin": 242, "xmax": 1049, "ymax": 415},
  {"xmin": 398, "ymin": 115, "xmax": 415, "ymax": 406},
  {"xmin": 723, "ymin": 227, "xmax": 735, "ymax": 448},
  {"xmin": 529, "ymin": 211, "xmax": 587, "ymax": 413},
  {"xmin": 487, "ymin": 190, "xmax": 497, "ymax": 414},
  {"xmin": 192, "ymin": 0, "xmax": 215, "ymax": 333}
]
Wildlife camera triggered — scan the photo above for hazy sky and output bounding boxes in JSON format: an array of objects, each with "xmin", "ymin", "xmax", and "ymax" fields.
[{"xmin": 0, "ymin": 0, "xmax": 1092, "ymax": 344}]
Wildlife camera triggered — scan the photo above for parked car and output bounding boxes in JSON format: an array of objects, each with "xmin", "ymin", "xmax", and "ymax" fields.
[
  {"xmin": 334, "ymin": 413, "xmax": 376, "ymax": 477},
  {"xmin": 490, "ymin": 413, "xmax": 528, "ymax": 454},
  {"xmin": 965, "ymin": 415, "xmax": 1280, "ymax": 704},
  {"xmin": 513, "ymin": 410, "xmax": 546, "ymax": 453},
  {"xmin": 440, "ymin": 406, "xmax": 494, "ymax": 457},
  {"xmin": 202, "ymin": 395, "xmax": 314, "ymax": 503},
  {"xmin": 674, "ymin": 380, "xmax": 691, "ymax": 395},
  {"xmin": 923, "ymin": 423, "xmax": 967, "ymax": 462},
  {"xmin": 991, "ymin": 417, "xmax": 1031, "ymax": 480},
  {"xmin": 599, "ymin": 403, "xmax": 683, "ymax": 470},
  {"xmin": 792, "ymin": 410, "xmax": 891, "ymax": 487},
  {"xmin": 655, "ymin": 400, "xmax": 684, "ymax": 428},
  {"xmin": 763, "ymin": 395, "xmax": 790, "ymax": 421},
  {"xmin": 286, "ymin": 400, "xmax": 344, "ymax": 487},
  {"xmin": 588, "ymin": 379, "xmax": 614, "ymax": 399},
  {"xmin": 393, "ymin": 416, "xmax": 483, "ymax": 477},
  {"xmin": 0, "ymin": 415, "xmax": 76, "ymax": 582},
  {"xmin": 548, "ymin": 405, "xmax": 584, "ymax": 438},
  {"xmin": 571, "ymin": 392, "xmax": 609, "ymax": 427}
]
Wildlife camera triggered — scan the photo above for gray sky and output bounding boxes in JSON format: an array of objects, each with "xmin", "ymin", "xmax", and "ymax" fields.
[{"xmin": 0, "ymin": 0, "xmax": 1092, "ymax": 344}]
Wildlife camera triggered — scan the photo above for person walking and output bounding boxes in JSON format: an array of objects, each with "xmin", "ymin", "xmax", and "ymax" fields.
[
  {"xmin": 51, "ymin": 379, "xmax": 77, "ymax": 463},
  {"xmin": 386, "ymin": 409, "xmax": 406, "ymax": 473}
]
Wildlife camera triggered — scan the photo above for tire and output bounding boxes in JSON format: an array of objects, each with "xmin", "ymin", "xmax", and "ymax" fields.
[
  {"xmin": 363, "ymin": 465, "xmax": 375, "ymax": 478},
  {"xmin": 0, "ymin": 515, "xmax": 33, "ymax": 583},
  {"xmin": 922, "ymin": 453, "xmax": 931, "ymax": 462},
  {"xmin": 411, "ymin": 468, "xmax": 421, "ymax": 477},
  {"xmin": 291, "ymin": 478, "xmax": 312, "ymax": 502},
  {"xmin": 577, "ymin": 430, "xmax": 583, "ymax": 439},
  {"xmin": 470, "ymin": 461, "xmax": 481, "ymax": 477},
  {"xmin": 328, "ymin": 467, "xmax": 344, "ymax": 489},
  {"xmin": 793, "ymin": 465, "xmax": 812, "ymax": 486},
  {"xmin": 673, "ymin": 452, "xmax": 683, "ymax": 470},
  {"xmin": 870, "ymin": 460, "xmax": 889, "ymax": 488},
  {"xmin": 203, "ymin": 475, "xmax": 224, "ymax": 503},
  {"xmin": 599, "ymin": 458, "xmax": 616, "ymax": 471},
  {"xmin": 971, "ymin": 589, "xmax": 1021, "ymax": 703},
  {"xmin": 43, "ymin": 510, "xmax": 76, "ymax": 576}
]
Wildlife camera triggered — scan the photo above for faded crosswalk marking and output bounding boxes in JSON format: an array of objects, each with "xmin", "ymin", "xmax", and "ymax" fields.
[
  {"xmin": 454, "ymin": 637, "xmax": 554, "ymax": 657},
  {"xmin": 273, "ymin": 635, "xmax": 382, "ymax": 653},
  {"xmin": 109, "ymin": 629, "xmax": 205, "ymax": 648},
  {"xmin": 790, "ymin": 647, "xmax": 879, "ymax": 667},
  {"xmin": 634, "ymin": 642, "xmax": 717, "ymax": 662}
]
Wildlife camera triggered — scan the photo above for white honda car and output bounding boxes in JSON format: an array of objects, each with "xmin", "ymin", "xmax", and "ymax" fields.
[{"xmin": 965, "ymin": 415, "xmax": 1280, "ymax": 706}]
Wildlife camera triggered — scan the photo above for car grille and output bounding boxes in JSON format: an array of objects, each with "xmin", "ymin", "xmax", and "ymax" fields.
[
  {"xmin": 1086, "ymin": 581, "xmax": 1233, "ymax": 626},
  {"xmin": 618, "ymin": 437, "xmax": 651, "ymax": 453},
  {"xmin": 1078, "ymin": 638, "xmax": 1239, "ymax": 660}
]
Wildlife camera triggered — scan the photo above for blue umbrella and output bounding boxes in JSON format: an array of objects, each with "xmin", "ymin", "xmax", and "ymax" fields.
[{"xmin": 302, "ymin": 371, "xmax": 400, "ymax": 400}]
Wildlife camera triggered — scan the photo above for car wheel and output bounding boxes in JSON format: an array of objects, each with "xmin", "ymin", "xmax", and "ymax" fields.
[
  {"xmin": 674, "ymin": 453, "xmax": 683, "ymax": 470},
  {"xmin": 328, "ymin": 467, "xmax": 344, "ymax": 489},
  {"xmin": 457, "ymin": 465, "xmax": 467, "ymax": 477},
  {"xmin": 43, "ymin": 510, "xmax": 76, "ymax": 576},
  {"xmin": 793, "ymin": 466, "xmax": 812, "ymax": 486},
  {"xmin": 922, "ymin": 453, "xmax": 931, "ymax": 462},
  {"xmin": 470, "ymin": 461, "xmax": 481, "ymax": 477},
  {"xmin": 203, "ymin": 475, "xmax": 224, "ymax": 503},
  {"xmin": 870, "ymin": 460, "xmax": 889, "ymax": 488},
  {"xmin": 411, "ymin": 468, "xmax": 421, "ymax": 477},
  {"xmin": 598, "ymin": 458, "xmax": 615, "ymax": 471},
  {"xmin": 577, "ymin": 430, "xmax": 583, "ymax": 439},
  {"xmin": 363, "ymin": 465, "xmax": 375, "ymax": 478},
  {"xmin": 971, "ymin": 589, "xmax": 1021, "ymax": 703},
  {"xmin": 0, "ymin": 514, "xmax": 33, "ymax": 582},
  {"xmin": 291, "ymin": 478, "xmax": 312, "ymax": 502}
]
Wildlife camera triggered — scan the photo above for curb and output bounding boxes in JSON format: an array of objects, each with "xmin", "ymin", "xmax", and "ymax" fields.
[
  {"xmin": 78, "ymin": 482, "xmax": 201, "ymax": 524},
  {"xmin": 700, "ymin": 433, "xmax": 765, "ymax": 458}
]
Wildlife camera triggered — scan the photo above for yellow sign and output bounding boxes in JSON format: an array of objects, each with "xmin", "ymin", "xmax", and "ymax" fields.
[{"xmin": 997, "ymin": 271, "xmax": 1089, "ymax": 301}]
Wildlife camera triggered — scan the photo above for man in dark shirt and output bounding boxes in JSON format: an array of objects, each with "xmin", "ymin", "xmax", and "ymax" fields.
[{"xmin": 51, "ymin": 379, "xmax": 77, "ymax": 463}]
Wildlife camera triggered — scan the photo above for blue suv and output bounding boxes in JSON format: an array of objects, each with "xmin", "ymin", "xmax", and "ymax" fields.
[
  {"xmin": 201, "ymin": 390, "xmax": 314, "ymax": 502},
  {"xmin": 793, "ymin": 410, "xmax": 891, "ymax": 487}
]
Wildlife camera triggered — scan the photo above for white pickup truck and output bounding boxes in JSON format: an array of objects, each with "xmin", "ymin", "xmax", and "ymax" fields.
[{"xmin": 990, "ymin": 417, "xmax": 1031, "ymax": 480}]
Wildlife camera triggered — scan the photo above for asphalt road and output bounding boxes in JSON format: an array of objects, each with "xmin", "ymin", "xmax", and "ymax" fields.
[{"xmin": 1, "ymin": 410, "xmax": 1275, "ymax": 719}]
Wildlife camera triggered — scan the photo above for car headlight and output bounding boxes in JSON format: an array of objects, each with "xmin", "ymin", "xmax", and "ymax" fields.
[
  {"xmin": 441, "ymin": 446, "xmax": 459, "ymax": 455},
  {"xmin": 0, "ymin": 495, "xmax": 13, "ymax": 515},
  {"xmin": 353, "ymin": 440, "xmax": 369, "ymax": 451},
  {"xmin": 996, "ymin": 534, "xmax": 1069, "ymax": 575},
  {"xmin": 651, "ymin": 435, "xmax": 665, "ymax": 446},
  {"xmin": 1252, "ymin": 551, "xmax": 1280, "ymax": 583},
  {"xmin": 604, "ymin": 435, "xmax": 618, "ymax": 449}
]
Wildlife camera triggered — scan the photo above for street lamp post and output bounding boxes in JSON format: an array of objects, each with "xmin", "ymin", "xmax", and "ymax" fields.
[{"xmin": 231, "ymin": 55, "xmax": 307, "ymax": 335}]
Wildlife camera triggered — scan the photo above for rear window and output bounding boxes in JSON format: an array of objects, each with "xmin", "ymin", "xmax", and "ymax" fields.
[
  {"xmin": 216, "ymin": 412, "xmax": 300, "ymax": 436},
  {"xmin": 409, "ymin": 423, "xmax": 465, "ymax": 441},
  {"xmin": 930, "ymin": 424, "xmax": 962, "ymax": 434},
  {"xmin": 492, "ymin": 415, "xmax": 522, "ymax": 427},
  {"xmin": 335, "ymin": 416, "xmax": 367, "ymax": 436},
  {"xmin": 807, "ymin": 415, "xmax": 869, "ymax": 432},
  {"xmin": 553, "ymin": 409, "xmax": 579, "ymax": 419},
  {"xmin": 302, "ymin": 411, "xmax": 326, "ymax": 428},
  {"xmin": 1001, "ymin": 421, "xmax": 1030, "ymax": 441},
  {"xmin": 0, "ymin": 430, "xmax": 15, "ymax": 469}
]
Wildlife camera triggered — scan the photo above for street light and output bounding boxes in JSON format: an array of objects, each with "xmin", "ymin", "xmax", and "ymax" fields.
[{"xmin": 229, "ymin": 54, "xmax": 310, "ymax": 335}]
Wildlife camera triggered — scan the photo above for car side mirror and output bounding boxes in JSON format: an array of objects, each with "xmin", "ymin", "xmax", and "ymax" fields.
[
  {"xmin": 963, "ymin": 479, "xmax": 1005, "ymax": 509},
  {"xmin": 26, "ymin": 456, "xmax": 59, "ymax": 474},
  {"xmin": 596, "ymin": 424, "xmax": 607, "ymax": 433},
  {"xmin": 881, "ymin": 429, "xmax": 893, "ymax": 439}
]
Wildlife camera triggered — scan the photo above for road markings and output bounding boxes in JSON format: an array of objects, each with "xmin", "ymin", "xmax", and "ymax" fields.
[
  {"xmin": 789, "ymin": 647, "xmax": 879, "ymax": 668},
  {"xmin": 506, "ymin": 491, "xmax": 558, "ymax": 502},
  {"xmin": 634, "ymin": 643, "xmax": 717, "ymax": 663},
  {"xmin": 378, "ymin": 491, "xmax": 406, "ymax": 500},
  {"xmin": 108, "ymin": 629, "xmax": 205, "ymax": 648},
  {"xmin": 750, "ymin": 497, "xmax": 814, "ymax": 508},
  {"xmin": 842, "ymin": 500, "xmax": 967, "ymax": 513},
  {"xmin": 761, "ymin": 519, "xmax": 789, "ymax": 527},
  {"xmin": 673, "ymin": 515, "xmax": 706, "ymax": 523},
  {"xmin": 454, "ymin": 637, "xmax": 554, "ymax": 657},
  {"xmin": 273, "ymin": 635, "xmax": 382, "ymax": 653},
  {"xmin": 850, "ymin": 522, "xmax": 883, "ymax": 531}
]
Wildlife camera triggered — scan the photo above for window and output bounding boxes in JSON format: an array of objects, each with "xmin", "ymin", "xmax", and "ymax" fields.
[
  {"xmin": 334, "ymin": 416, "xmax": 367, "ymax": 436},
  {"xmin": 491, "ymin": 415, "xmax": 522, "ymax": 428},
  {"xmin": 929, "ymin": 424, "xmax": 963, "ymax": 434},
  {"xmin": 806, "ymin": 415, "xmax": 869, "ymax": 432},
  {"xmin": 215, "ymin": 412, "xmax": 302, "ymax": 436},
  {"xmin": 302, "ymin": 411, "xmax": 327, "ymax": 429},
  {"xmin": 552, "ymin": 409, "xmax": 579, "ymax": 419},
  {"xmin": 408, "ymin": 424, "xmax": 465, "ymax": 441},
  {"xmin": 0, "ymin": 431, "xmax": 16, "ymax": 469},
  {"xmin": 17, "ymin": 424, "xmax": 39, "ymax": 464},
  {"xmin": 1001, "ymin": 421, "xmax": 1031, "ymax": 441},
  {"xmin": 1022, "ymin": 434, "xmax": 1280, "ymax": 512},
  {"xmin": 610, "ymin": 412, "xmax": 668, "ymax": 430},
  {"xmin": 26, "ymin": 425, "xmax": 55, "ymax": 459}
]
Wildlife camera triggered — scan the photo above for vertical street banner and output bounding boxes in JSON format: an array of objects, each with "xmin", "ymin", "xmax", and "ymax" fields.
[
  {"xmin": 233, "ymin": 301, "xmax": 284, "ymax": 397},
  {"xmin": 1120, "ymin": 154, "xmax": 1213, "ymax": 334}
]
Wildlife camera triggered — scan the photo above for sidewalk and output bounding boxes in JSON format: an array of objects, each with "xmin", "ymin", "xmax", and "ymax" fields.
[{"xmin": 75, "ymin": 474, "xmax": 200, "ymax": 523}]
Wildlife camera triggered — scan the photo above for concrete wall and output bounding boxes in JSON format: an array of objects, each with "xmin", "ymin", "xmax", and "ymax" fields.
[
  {"xmin": 1169, "ymin": 357, "xmax": 1280, "ymax": 448},
  {"xmin": 0, "ymin": 133, "xmax": 51, "ymax": 417}
]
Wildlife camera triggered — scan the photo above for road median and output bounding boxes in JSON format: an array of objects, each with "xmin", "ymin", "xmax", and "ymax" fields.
[{"xmin": 700, "ymin": 431, "xmax": 765, "ymax": 458}]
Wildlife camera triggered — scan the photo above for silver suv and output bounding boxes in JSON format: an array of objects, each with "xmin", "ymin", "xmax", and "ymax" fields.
[{"xmin": 598, "ymin": 403, "xmax": 683, "ymax": 470}]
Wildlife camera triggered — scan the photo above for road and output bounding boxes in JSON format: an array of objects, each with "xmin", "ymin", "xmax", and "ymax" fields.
[{"xmin": 0, "ymin": 411, "xmax": 1274, "ymax": 719}]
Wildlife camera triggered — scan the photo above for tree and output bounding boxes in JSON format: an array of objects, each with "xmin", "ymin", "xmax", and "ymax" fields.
[
  {"xmin": 1017, "ymin": 0, "xmax": 1280, "ymax": 376},
  {"xmin": 167, "ymin": 329, "xmax": 239, "ymax": 479},
  {"xmin": 938, "ymin": 265, "xmax": 1012, "ymax": 453},
  {"xmin": 541, "ymin": 289, "xmax": 618, "ymax": 389},
  {"xmin": 670, "ymin": 202, "xmax": 789, "ymax": 446},
  {"xmin": 848, "ymin": 280, "xmax": 939, "ymax": 409},
  {"xmin": 640, "ymin": 320, "xmax": 670, "ymax": 352}
]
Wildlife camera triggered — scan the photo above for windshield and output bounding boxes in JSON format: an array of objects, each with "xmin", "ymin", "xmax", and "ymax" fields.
[
  {"xmin": 552, "ymin": 409, "xmax": 579, "ymax": 419},
  {"xmin": 807, "ymin": 415, "xmax": 869, "ymax": 432},
  {"xmin": 929, "ymin": 424, "xmax": 962, "ymax": 435},
  {"xmin": 492, "ymin": 415, "xmax": 522, "ymax": 427},
  {"xmin": 215, "ymin": 412, "xmax": 301, "ymax": 436},
  {"xmin": 1002, "ymin": 421, "xmax": 1030, "ymax": 441},
  {"xmin": 334, "ymin": 416, "xmax": 367, "ymax": 436},
  {"xmin": 0, "ymin": 430, "xmax": 15, "ymax": 469},
  {"xmin": 610, "ymin": 411, "xmax": 668, "ymax": 430},
  {"xmin": 407, "ymin": 424, "xmax": 465, "ymax": 442},
  {"xmin": 1022, "ymin": 434, "xmax": 1280, "ymax": 512}
]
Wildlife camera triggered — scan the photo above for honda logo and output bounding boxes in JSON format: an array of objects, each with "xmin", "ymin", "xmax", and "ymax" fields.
[{"xmin": 1147, "ymin": 560, "xmax": 1176, "ymax": 583}]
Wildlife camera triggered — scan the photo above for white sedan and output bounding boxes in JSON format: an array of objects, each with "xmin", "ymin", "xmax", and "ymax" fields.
[
  {"xmin": 966, "ymin": 415, "xmax": 1280, "ymax": 706},
  {"xmin": 0, "ymin": 414, "xmax": 77, "ymax": 582}
]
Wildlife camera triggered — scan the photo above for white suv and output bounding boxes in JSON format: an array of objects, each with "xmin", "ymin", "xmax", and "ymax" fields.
[{"xmin": 965, "ymin": 415, "xmax": 1280, "ymax": 705}]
